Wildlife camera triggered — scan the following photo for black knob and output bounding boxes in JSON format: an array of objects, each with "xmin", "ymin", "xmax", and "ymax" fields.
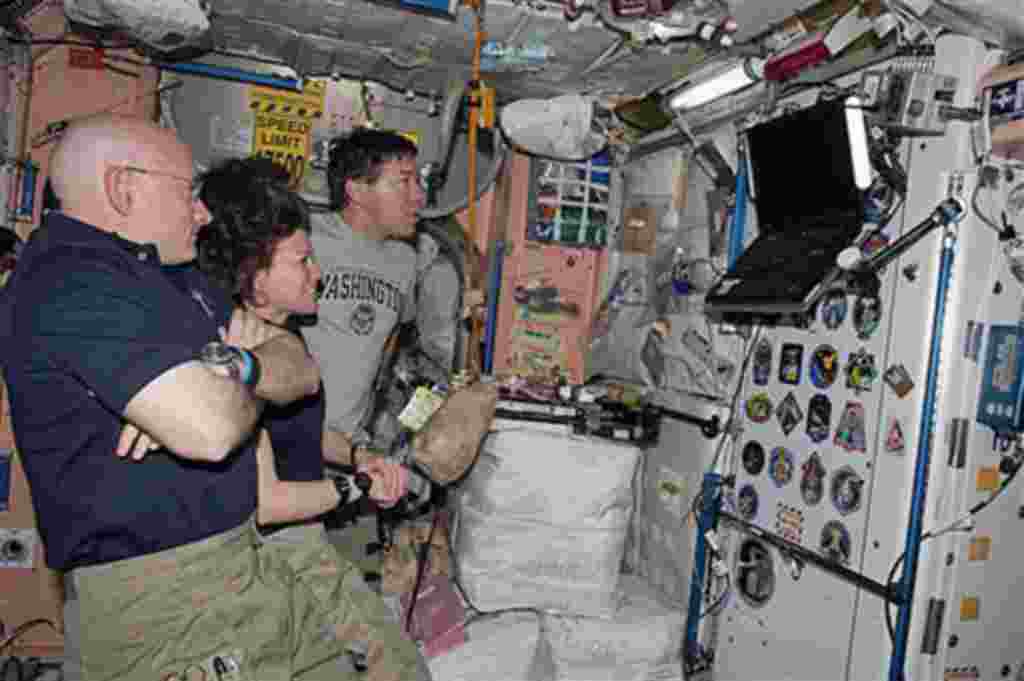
[
  {"xmin": 354, "ymin": 472, "xmax": 372, "ymax": 493},
  {"xmin": 702, "ymin": 414, "xmax": 721, "ymax": 439}
]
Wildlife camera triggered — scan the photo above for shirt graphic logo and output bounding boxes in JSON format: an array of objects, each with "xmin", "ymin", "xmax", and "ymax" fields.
[
  {"xmin": 350, "ymin": 303, "xmax": 376, "ymax": 336},
  {"xmin": 319, "ymin": 271, "xmax": 401, "ymax": 312}
]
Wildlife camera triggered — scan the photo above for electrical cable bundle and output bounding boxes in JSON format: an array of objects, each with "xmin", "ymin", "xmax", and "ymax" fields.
[{"xmin": 884, "ymin": 443, "xmax": 1024, "ymax": 645}]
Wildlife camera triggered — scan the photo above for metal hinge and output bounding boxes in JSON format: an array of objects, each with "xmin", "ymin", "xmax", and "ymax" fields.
[
  {"xmin": 947, "ymin": 171, "xmax": 966, "ymax": 200},
  {"xmin": 947, "ymin": 418, "xmax": 968, "ymax": 469},
  {"xmin": 920, "ymin": 597, "xmax": 946, "ymax": 655}
]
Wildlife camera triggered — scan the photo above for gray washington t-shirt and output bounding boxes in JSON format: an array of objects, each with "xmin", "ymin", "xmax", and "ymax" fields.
[{"xmin": 305, "ymin": 212, "xmax": 416, "ymax": 435}]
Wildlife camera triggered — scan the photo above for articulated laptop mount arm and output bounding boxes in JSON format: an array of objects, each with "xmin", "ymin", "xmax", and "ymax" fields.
[
  {"xmin": 844, "ymin": 197, "xmax": 966, "ymax": 297},
  {"xmin": 652, "ymin": 406, "xmax": 721, "ymax": 439}
]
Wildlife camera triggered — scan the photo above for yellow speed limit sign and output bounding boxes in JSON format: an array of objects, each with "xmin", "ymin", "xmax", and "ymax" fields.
[{"xmin": 248, "ymin": 80, "xmax": 325, "ymax": 189}]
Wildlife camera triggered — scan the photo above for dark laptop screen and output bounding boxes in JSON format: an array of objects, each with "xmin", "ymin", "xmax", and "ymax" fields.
[{"xmin": 746, "ymin": 97, "xmax": 864, "ymax": 232}]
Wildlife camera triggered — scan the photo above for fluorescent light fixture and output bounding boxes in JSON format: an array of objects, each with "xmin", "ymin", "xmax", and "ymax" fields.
[
  {"xmin": 844, "ymin": 95, "xmax": 872, "ymax": 190},
  {"xmin": 667, "ymin": 58, "xmax": 765, "ymax": 112}
]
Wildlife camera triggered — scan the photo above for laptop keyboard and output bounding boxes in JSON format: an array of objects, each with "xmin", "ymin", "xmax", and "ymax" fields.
[
  {"xmin": 709, "ymin": 222, "xmax": 858, "ymax": 306},
  {"xmin": 728, "ymin": 226, "xmax": 854, "ymax": 278},
  {"xmin": 723, "ymin": 272, "xmax": 819, "ymax": 301}
]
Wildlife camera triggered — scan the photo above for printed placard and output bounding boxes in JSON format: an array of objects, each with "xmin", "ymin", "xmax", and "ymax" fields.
[{"xmin": 249, "ymin": 81, "xmax": 325, "ymax": 188}]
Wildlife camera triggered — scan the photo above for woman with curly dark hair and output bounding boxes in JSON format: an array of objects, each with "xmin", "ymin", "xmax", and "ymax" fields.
[
  {"xmin": 194, "ymin": 156, "xmax": 430, "ymax": 680},
  {"xmin": 194, "ymin": 155, "xmax": 410, "ymax": 523},
  {"xmin": 197, "ymin": 157, "xmax": 316, "ymax": 318}
]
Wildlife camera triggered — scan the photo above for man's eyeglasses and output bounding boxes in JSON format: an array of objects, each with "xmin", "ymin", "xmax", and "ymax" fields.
[{"xmin": 118, "ymin": 165, "xmax": 199, "ymax": 196}]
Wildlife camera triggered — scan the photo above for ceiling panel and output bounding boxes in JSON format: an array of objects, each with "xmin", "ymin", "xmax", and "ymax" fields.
[
  {"xmin": 201, "ymin": 0, "xmax": 737, "ymax": 103},
  {"xmin": 728, "ymin": 0, "xmax": 821, "ymax": 41},
  {"xmin": 189, "ymin": 0, "xmax": 1024, "ymax": 111},
  {"xmin": 64, "ymin": 0, "xmax": 1024, "ymax": 123}
]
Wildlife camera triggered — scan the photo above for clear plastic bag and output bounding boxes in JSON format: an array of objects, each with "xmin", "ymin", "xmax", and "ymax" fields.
[{"xmin": 582, "ymin": 259, "xmax": 659, "ymax": 387}]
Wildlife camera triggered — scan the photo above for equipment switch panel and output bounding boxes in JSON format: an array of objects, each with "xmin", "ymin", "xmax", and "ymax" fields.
[{"xmin": 977, "ymin": 325, "xmax": 1024, "ymax": 433}]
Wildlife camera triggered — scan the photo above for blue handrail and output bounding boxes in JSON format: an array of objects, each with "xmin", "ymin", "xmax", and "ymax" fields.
[
  {"xmin": 683, "ymin": 472, "xmax": 723, "ymax": 670},
  {"xmin": 727, "ymin": 144, "xmax": 747, "ymax": 269},
  {"xmin": 482, "ymin": 240, "xmax": 504, "ymax": 375},
  {"xmin": 155, "ymin": 61, "xmax": 301, "ymax": 91},
  {"xmin": 888, "ymin": 229, "xmax": 957, "ymax": 681}
]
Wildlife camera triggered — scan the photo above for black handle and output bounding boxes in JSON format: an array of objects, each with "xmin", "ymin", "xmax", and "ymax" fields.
[
  {"xmin": 655, "ymin": 407, "xmax": 721, "ymax": 439},
  {"xmin": 354, "ymin": 471, "xmax": 373, "ymax": 494},
  {"xmin": 326, "ymin": 462, "xmax": 373, "ymax": 494}
]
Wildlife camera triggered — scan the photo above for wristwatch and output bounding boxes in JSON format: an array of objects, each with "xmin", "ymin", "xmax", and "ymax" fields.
[{"xmin": 199, "ymin": 341, "xmax": 261, "ymax": 388}]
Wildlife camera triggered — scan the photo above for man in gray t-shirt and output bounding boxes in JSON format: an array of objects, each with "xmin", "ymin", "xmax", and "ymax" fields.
[
  {"xmin": 303, "ymin": 129, "xmax": 425, "ymax": 464},
  {"xmin": 309, "ymin": 210, "xmax": 416, "ymax": 437}
]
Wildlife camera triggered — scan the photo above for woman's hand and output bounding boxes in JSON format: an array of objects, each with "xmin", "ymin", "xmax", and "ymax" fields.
[{"xmin": 358, "ymin": 457, "xmax": 408, "ymax": 508}]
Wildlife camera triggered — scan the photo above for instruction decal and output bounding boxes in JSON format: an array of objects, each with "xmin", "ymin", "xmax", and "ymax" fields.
[{"xmin": 968, "ymin": 536, "xmax": 991, "ymax": 562}]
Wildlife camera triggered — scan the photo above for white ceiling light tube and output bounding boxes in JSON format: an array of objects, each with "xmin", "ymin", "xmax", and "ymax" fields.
[
  {"xmin": 844, "ymin": 95, "xmax": 873, "ymax": 190},
  {"xmin": 668, "ymin": 57, "xmax": 766, "ymax": 112}
]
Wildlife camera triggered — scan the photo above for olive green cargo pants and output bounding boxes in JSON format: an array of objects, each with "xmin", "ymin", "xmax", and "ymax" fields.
[{"xmin": 69, "ymin": 519, "xmax": 429, "ymax": 681}]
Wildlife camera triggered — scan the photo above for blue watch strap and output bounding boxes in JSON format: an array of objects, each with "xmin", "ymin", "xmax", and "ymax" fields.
[{"xmin": 237, "ymin": 348, "xmax": 260, "ymax": 387}]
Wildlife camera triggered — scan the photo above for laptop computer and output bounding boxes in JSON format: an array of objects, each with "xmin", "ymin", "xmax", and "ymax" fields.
[{"xmin": 704, "ymin": 96, "xmax": 869, "ymax": 322}]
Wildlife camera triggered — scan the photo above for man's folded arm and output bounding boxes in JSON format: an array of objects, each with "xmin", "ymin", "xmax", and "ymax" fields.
[{"xmin": 123, "ymin": 361, "xmax": 263, "ymax": 462}]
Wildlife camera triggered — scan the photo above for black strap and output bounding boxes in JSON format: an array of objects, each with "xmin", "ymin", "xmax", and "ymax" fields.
[
  {"xmin": 415, "ymin": 219, "xmax": 466, "ymax": 375},
  {"xmin": 404, "ymin": 506, "xmax": 441, "ymax": 635}
]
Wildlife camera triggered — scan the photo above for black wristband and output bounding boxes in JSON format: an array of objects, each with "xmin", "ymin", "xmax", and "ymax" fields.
[
  {"xmin": 332, "ymin": 474, "xmax": 364, "ymax": 508},
  {"xmin": 332, "ymin": 475, "xmax": 352, "ymax": 506}
]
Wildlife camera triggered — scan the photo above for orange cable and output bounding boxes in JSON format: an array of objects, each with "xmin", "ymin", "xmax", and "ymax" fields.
[
  {"xmin": 466, "ymin": 7, "xmax": 485, "ymax": 248},
  {"xmin": 466, "ymin": 5, "xmax": 486, "ymax": 372}
]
